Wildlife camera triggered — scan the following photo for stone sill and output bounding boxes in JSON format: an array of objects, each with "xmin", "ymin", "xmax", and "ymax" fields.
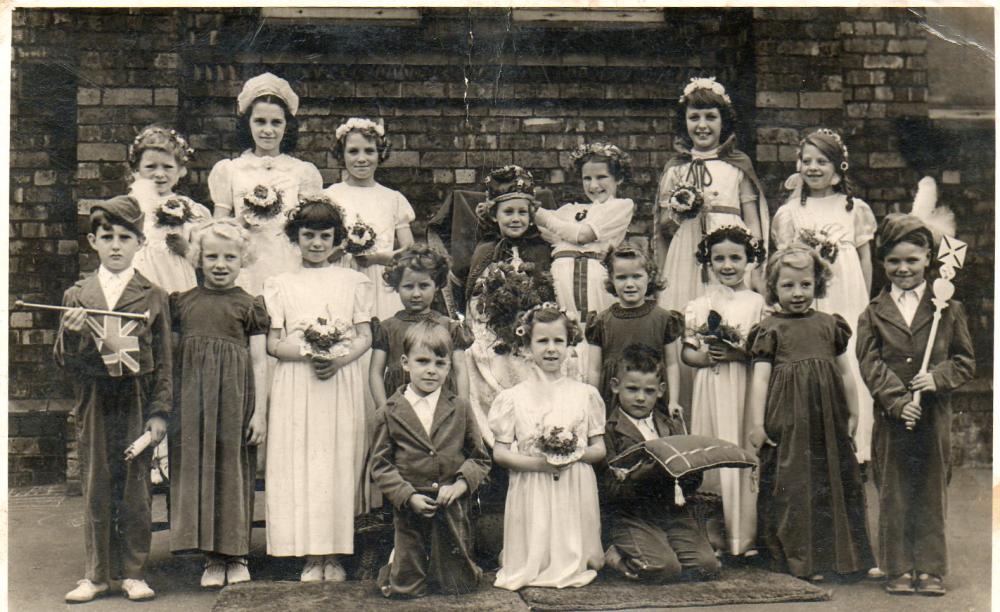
[{"xmin": 8, "ymin": 399, "xmax": 75, "ymax": 414}]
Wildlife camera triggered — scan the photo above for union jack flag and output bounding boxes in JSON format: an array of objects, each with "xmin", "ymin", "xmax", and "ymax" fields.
[{"xmin": 85, "ymin": 314, "xmax": 142, "ymax": 377}]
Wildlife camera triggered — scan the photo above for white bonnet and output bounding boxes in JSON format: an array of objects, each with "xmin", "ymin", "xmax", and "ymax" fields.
[{"xmin": 236, "ymin": 72, "xmax": 300, "ymax": 116}]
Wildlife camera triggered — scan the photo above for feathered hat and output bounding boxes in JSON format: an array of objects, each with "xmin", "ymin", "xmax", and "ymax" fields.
[{"xmin": 876, "ymin": 176, "xmax": 956, "ymax": 259}]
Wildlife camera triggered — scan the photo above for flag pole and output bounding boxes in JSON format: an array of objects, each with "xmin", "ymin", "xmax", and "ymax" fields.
[{"xmin": 14, "ymin": 299, "xmax": 149, "ymax": 321}]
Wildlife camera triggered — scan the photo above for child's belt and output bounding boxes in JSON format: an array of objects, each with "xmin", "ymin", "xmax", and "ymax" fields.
[{"xmin": 553, "ymin": 251, "xmax": 603, "ymax": 316}]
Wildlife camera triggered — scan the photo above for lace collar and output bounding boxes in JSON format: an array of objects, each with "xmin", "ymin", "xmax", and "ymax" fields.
[{"xmin": 611, "ymin": 300, "xmax": 656, "ymax": 319}]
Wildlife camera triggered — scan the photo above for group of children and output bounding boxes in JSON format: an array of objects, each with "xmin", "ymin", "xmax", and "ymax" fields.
[{"xmin": 55, "ymin": 72, "xmax": 974, "ymax": 605}]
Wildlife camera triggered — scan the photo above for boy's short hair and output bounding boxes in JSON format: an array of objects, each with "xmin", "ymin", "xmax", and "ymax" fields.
[
  {"xmin": 89, "ymin": 195, "xmax": 144, "ymax": 239},
  {"xmin": 403, "ymin": 320, "xmax": 453, "ymax": 359},
  {"xmin": 615, "ymin": 343, "xmax": 664, "ymax": 379}
]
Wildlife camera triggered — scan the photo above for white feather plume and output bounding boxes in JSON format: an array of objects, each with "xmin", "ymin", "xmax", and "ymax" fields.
[
  {"xmin": 909, "ymin": 176, "xmax": 955, "ymax": 240},
  {"xmin": 128, "ymin": 177, "xmax": 161, "ymax": 213}
]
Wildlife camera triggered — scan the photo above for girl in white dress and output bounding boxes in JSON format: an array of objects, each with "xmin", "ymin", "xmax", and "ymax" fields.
[
  {"xmin": 130, "ymin": 125, "xmax": 210, "ymax": 294},
  {"xmin": 324, "ymin": 117, "xmax": 415, "ymax": 321},
  {"xmin": 490, "ymin": 305, "xmax": 606, "ymax": 590},
  {"xmin": 208, "ymin": 73, "xmax": 323, "ymax": 296},
  {"xmin": 681, "ymin": 226, "xmax": 767, "ymax": 556},
  {"xmin": 263, "ymin": 196, "xmax": 374, "ymax": 582},
  {"xmin": 771, "ymin": 129, "xmax": 876, "ymax": 462}
]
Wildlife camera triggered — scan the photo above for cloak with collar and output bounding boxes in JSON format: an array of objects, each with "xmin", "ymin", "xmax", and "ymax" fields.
[{"xmin": 54, "ymin": 270, "xmax": 173, "ymax": 419}]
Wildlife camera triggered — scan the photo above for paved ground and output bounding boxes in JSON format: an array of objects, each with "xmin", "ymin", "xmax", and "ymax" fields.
[{"xmin": 7, "ymin": 468, "xmax": 991, "ymax": 611}]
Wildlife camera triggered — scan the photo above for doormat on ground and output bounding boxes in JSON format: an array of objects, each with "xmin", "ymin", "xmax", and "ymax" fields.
[
  {"xmin": 215, "ymin": 566, "xmax": 829, "ymax": 612},
  {"xmin": 518, "ymin": 566, "xmax": 832, "ymax": 611}
]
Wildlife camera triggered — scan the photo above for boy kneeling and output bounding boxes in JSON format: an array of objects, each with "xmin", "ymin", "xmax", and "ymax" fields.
[
  {"xmin": 371, "ymin": 321, "xmax": 491, "ymax": 597},
  {"xmin": 600, "ymin": 344, "xmax": 720, "ymax": 582}
]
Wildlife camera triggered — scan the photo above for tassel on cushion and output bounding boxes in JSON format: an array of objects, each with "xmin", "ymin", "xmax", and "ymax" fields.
[{"xmin": 674, "ymin": 480, "xmax": 686, "ymax": 506}]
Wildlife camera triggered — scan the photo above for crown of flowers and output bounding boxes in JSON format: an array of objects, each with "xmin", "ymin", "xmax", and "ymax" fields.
[
  {"xmin": 569, "ymin": 142, "xmax": 632, "ymax": 168},
  {"xmin": 514, "ymin": 301, "xmax": 564, "ymax": 337},
  {"xmin": 335, "ymin": 117, "xmax": 385, "ymax": 142},
  {"xmin": 800, "ymin": 128, "xmax": 850, "ymax": 172},
  {"xmin": 483, "ymin": 165, "xmax": 534, "ymax": 191},
  {"xmin": 479, "ymin": 165, "xmax": 537, "ymax": 222},
  {"xmin": 695, "ymin": 224, "xmax": 766, "ymax": 265},
  {"xmin": 129, "ymin": 126, "xmax": 195, "ymax": 165},
  {"xmin": 679, "ymin": 76, "xmax": 732, "ymax": 105},
  {"xmin": 285, "ymin": 193, "xmax": 345, "ymax": 224}
]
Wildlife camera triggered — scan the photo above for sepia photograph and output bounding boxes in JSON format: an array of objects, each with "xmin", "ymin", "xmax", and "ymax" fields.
[{"xmin": 5, "ymin": 4, "xmax": 994, "ymax": 611}]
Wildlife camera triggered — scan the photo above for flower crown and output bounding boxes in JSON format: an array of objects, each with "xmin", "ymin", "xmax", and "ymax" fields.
[
  {"xmin": 285, "ymin": 193, "xmax": 345, "ymax": 225},
  {"xmin": 335, "ymin": 117, "xmax": 385, "ymax": 142},
  {"xmin": 800, "ymin": 128, "xmax": 850, "ymax": 172},
  {"xmin": 679, "ymin": 76, "xmax": 732, "ymax": 106},
  {"xmin": 570, "ymin": 142, "xmax": 632, "ymax": 169},
  {"xmin": 128, "ymin": 126, "xmax": 195, "ymax": 165},
  {"xmin": 514, "ymin": 301, "xmax": 565, "ymax": 337},
  {"xmin": 695, "ymin": 225, "xmax": 766, "ymax": 265},
  {"xmin": 478, "ymin": 165, "xmax": 537, "ymax": 222}
]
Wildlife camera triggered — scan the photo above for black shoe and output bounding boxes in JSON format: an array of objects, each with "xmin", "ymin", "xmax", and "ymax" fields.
[{"xmin": 885, "ymin": 572, "xmax": 915, "ymax": 595}]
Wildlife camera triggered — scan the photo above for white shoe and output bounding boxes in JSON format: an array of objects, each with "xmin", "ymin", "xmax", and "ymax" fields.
[
  {"xmin": 201, "ymin": 559, "xmax": 227, "ymax": 588},
  {"xmin": 324, "ymin": 558, "xmax": 346, "ymax": 582},
  {"xmin": 65, "ymin": 579, "xmax": 109, "ymax": 603},
  {"xmin": 301, "ymin": 558, "xmax": 324, "ymax": 583},
  {"xmin": 226, "ymin": 557, "xmax": 251, "ymax": 585},
  {"xmin": 121, "ymin": 578, "xmax": 155, "ymax": 601}
]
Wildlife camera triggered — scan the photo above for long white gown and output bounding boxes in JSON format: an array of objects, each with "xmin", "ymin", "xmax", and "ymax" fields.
[
  {"xmin": 262, "ymin": 266, "xmax": 373, "ymax": 556},
  {"xmin": 771, "ymin": 193, "xmax": 877, "ymax": 462},
  {"xmin": 489, "ymin": 376, "xmax": 605, "ymax": 590},
  {"xmin": 685, "ymin": 284, "xmax": 766, "ymax": 555},
  {"xmin": 133, "ymin": 193, "xmax": 210, "ymax": 294}
]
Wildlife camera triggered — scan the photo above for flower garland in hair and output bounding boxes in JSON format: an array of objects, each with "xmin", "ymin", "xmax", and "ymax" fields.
[
  {"xmin": 476, "ymin": 165, "xmax": 537, "ymax": 222},
  {"xmin": 334, "ymin": 117, "xmax": 385, "ymax": 143},
  {"xmin": 473, "ymin": 261, "xmax": 556, "ymax": 355},
  {"xmin": 801, "ymin": 128, "xmax": 850, "ymax": 172},
  {"xmin": 569, "ymin": 142, "xmax": 633, "ymax": 181},
  {"xmin": 128, "ymin": 126, "xmax": 195, "ymax": 165},
  {"xmin": 678, "ymin": 76, "xmax": 732, "ymax": 105},
  {"xmin": 695, "ymin": 225, "xmax": 766, "ymax": 265}
]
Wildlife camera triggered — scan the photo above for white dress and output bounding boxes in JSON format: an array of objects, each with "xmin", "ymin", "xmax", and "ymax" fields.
[
  {"xmin": 771, "ymin": 194, "xmax": 877, "ymax": 461},
  {"xmin": 133, "ymin": 194, "xmax": 210, "ymax": 293},
  {"xmin": 208, "ymin": 151, "xmax": 324, "ymax": 296},
  {"xmin": 323, "ymin": 181, "xmax": 416, "ymax": 321},
  {"xmin": 489, "ymin": 377, "xmax": 605, "ymax": 590},
  {"xmin": 262, "ymin": 266, "xmax": 373, "ymax": 556},
  {"xmin": 684, "ymin": 284, "xmax": 766, "ymax": 555}
]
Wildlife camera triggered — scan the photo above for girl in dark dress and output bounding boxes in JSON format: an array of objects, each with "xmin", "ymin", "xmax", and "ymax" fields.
[
  {"xmin": 747, "ymin": 246, "xmax": 874, "ymax": 580},
  {"xmin": 169, "ymin": 218, "xmax": 270, "ymax": 588}
]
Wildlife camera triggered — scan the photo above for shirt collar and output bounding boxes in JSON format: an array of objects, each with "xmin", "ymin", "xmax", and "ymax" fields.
[
  {"xmin": 890, "ymin": 281, "xmax": 927, "ymax": 302},
  {"xmin": 404, "ymin": 385, "xmax": 442, "ymax": 411},
  {"xmin": 623, "ymin": 411, "xmax": 657, "ymax": 437},
  {"xmin": 98, "ymin": 264, "xmax": 135, "ymax": 285}
]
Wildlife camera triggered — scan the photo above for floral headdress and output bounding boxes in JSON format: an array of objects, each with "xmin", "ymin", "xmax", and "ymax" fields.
[
  {"xmin": 569, "ymin": 142, "xmax": 632, "ymax": 181},
  {"xmin": 335, "ymin": 117, "xmax": 386, "ymax": 143},
  {"xmin": 785, "ymin": 128, "xmax": 856, "ymax": 212},
  {"xmin": 513, "ymin": 301, "xmax": 583, "ymax": 346},
  {"xmin": 799, "ymin": 128, "xmax": 849, "ymax": 172},
  {"xmin": 477, "ymin": 165, "xmax": 537, "ymax": 222},
  {"xmin": 695, "ymin": 225, "xmax": 766, "ymax": 266},
  {"xmin": 284, "ymin": 192, "xmax": 346, "ymax": 230},
  {"xmin": 678, "ymin": 76, "xmax": 732, "ymax": 105},
  {"xmin": 128, "ymin": 125, "xmax": 195, "ymax": 166}
]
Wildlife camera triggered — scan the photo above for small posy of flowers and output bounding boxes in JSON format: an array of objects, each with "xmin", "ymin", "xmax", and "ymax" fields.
[
  {"xmin": 474, "ymin": 259, "xmax": 556, "ymax": 355},
  {"xmin": 344, "ymin": 218, "xmax": 377, "ymax": 255},
  {"xmin": 694, "ymin": 309, "xmax": 744, "ymax": 350},
  {"xmin": 301, "ymin": 316, "xmax": 352, "ymax": 361},
  {"xmin": 154, "ymin": 197, "xmax": 194, "ymax": 229},
  {"xmin": 241, "ymin": 184, "xmax": 284, "ymax": 228},
  {"xmin": 799, "ymin": 225, "xmax": 840, "ymax": 264},
  {"xmin": 666, "ymin": 182, "xmax": 704, "ymax": 220},
  {"xmin": 536, "ymin": 425, "xmax": 583, "ymax": 473}
]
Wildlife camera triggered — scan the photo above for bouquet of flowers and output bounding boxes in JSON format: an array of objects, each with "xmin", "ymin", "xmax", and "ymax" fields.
[
  {"xmin": 666, "ymin": 182, "xmax": 704, "ymax": 220},
  {"xmin": 693, "ymin": 309, "xmax": 744, "ymax": 350},
  {"xmin": 241, "ymin": 184, "xmax": 284, "ymax": 228},
  {"xmin": 344, "ymin": 218, "xmax": 377, "ymax": 255},
  {"xmin": 473, "ymin": 258, "xmax": 556, "ymax": 355},
  {"xmin": 536, "ymin": 425, "xmax": 583, "ymax": 469},
  {"xmin": 799, "ymin": 225, "xmax": 840, "ymax": 264},
  {"xmin": 154, "ymin": 197, "xmax": 194, "ymax": 229},
  {"xmin": 300, "ymin": 316, "xmax": 352, "ymax": 361}
]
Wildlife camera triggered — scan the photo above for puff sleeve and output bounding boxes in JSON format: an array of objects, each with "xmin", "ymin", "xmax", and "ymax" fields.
[
  {"xmin": 748, "ymin": 321, "xmax": 777, "ymax": 363},
  {"xmin": 244, "ymin": 295, "xmax": 271, "ymax": 336},
  {"xmin": 663, "ymin": 309, "xmax": 685, "ymax": 345},
  {"xmin": 262, "ymin": 277, "xmax": 284, "ymax": 330},
  {"xmin": 770, "ymin": 204, "xmax": 798, "ymax": 251},
  {"xmin": 352, "ymin": 277, "xmax": 375, "ymax": 324},
  {"xmin": 683, "ymin": 297, "xmax": 707, "ymax": 349},
  {"xmin": 584, "ymin": 310, "xmax": 605, "ymax": 347},
  {"xmin": 852, "ymin": 199, "xmax": 877, "ymax": 247},
  {"xmin": 832, "ymin": 313, "xmax": 852, "ymax": 356},
  {"xmin": 298, "ymin": 161, "xmax": 323, "ymax": 195},
  {"xmin": 449, "ymin": 319, "xmax": 474, "ymax": 351},
  {"xmin": 371, "ymin": 319, "xmax": 389, "ymax": 352},
  {"xmin": 585, "ymin": 385, "xmax": 607, "ymax": 437},
  {"xmin": 583, "ymin": 197, "xmax": 635, "ymax": 243},
  {"xmin": 207, "ymin": 159, "xmax": 234, "ymax": 213},
  {"xmin": 394, "ymin": 191, "xmax": 416, "ymax": 230},
  {"xmin": 488, "ymin": 389, "xmax": 518, "ymax": 445}
]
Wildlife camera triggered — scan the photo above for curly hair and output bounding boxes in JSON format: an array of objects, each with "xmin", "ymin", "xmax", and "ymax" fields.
[
  {"xmin": 798, "ymin": 129, "xmax": 855, "ymax": 212},
  {"xmin": 188, "ymin": 218, "xmax": 254, "ymax": 268},
  {"xmin": 283, "ymin": 193, "xmax": 347, "ymax": 245},
  {"xmin": 674, "ymin": 86, "xmax": 737, "ymax": 149},
  {"xmin": 128, "ymin": 124, "xmax": 194, "ymax": 169},
  {"xmin": 332, "ymin": 118, "xmax": 391, "ymax": 162},
  {"xmin": 235, "ymin": 95, "xmax": 299, "ymax": 154},
  {"xmin": 382, "ymin": 243, "xmax": 450, "ymax": 290},
  {"xmin": 764, "ymin": 245, "xmax": 833, "ymax": 305},
  {"xmin": 602, "ymin": 243, "xmax": 665, "ymax": 298},
  {"xmin": 695, "ymin": 225, "xmax": 766, "ymax": 266},
  {"xmin": 571, "ymin": 142, "xmax": 632, "ymax": 182},
  {"xmin": 516, "ymin": 304, "xmax": 583, "ymax": 348}
]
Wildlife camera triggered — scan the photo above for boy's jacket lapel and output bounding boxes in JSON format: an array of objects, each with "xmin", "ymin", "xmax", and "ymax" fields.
[
  {"xmin": 909, "ymin": 290, "xmax": 935, "ymax": 335},
  {"xmin": 389, "ymin": 396, "xmax": 434, "ymax": 450},
  {"xmin": 113, "ymin": 272, "xmax": 154, "ymax": 314},
  {"xmin": 871, "ymin": 289, "xmax": 912, "ymax": 335},
  {"xmin": 75, "ymin": 275, "xmax": 110, "ymax": 310},
  {"xmin": 429, "ymin": 393, "xmax": 457, "ymax": 440}
]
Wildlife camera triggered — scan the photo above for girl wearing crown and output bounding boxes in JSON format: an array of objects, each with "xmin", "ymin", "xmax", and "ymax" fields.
[
  {"xmin": 208, "ymin": 73, "xmax": 323, "ymax": 296},
  {"xmin": 772, "ymin": 129, "xmax": 878, "ymax": 462},
  {"xmin": 324, "ymin": 117, "xmax": 415, "ymax": 322}
]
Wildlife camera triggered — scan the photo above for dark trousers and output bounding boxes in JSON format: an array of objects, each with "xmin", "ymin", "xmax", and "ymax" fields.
[
  {"xmin": 610, "ymin": 503, "xmax": 720, "ymax": 582},
  {"xmin": 872, "ymin": 403, "xmax": 950, "ymax": 577},
  {"xmin": 377, "ymin": 496, "xmax": 482, "ymax": 597},
  {"xmin": 78, "ymin": 377, "xmax": 153, "ymax": 583}
]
